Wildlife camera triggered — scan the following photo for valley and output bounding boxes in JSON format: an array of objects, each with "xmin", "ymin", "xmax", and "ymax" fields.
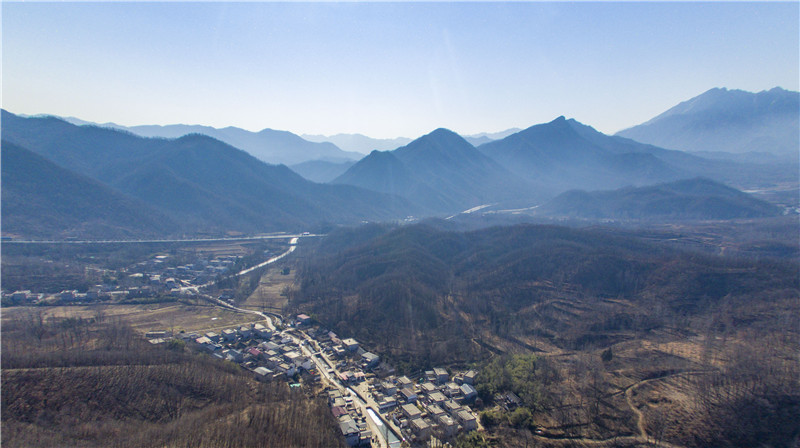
[{"xmin": 2, "ymin": 86, "xmax": 799, "ymax": 448}]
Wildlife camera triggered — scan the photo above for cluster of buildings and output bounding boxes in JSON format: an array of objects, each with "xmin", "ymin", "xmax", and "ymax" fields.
[
  {"xmin": 373, "ymin": 369, "xmax": 479, "ymax": 444},
  {"xmin": 130, "ymin": 254, "xmax": 241, "ymax": 287},
  {"xmin": 327, "ymin": 389, "xmax": 373, "ymax": 447},
  {"xmin": 156, "ymin": 314, "xmax": 482, "ymax": 447},
  {"xmin": 299, "ymin": 326, "xmax": 481, "ymax": 446},
  {"xmin": 2, "ymin": 253, "xmax": 245, "ymax": 306},
  {"xmin": 181, "ymin": 322, "xmax": 315, "ymax": 382}
]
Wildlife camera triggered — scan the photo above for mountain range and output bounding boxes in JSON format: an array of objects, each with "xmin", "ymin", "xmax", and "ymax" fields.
[
  {"xmin": 3, "ymin": 86, "xmax": 796, "ymax": 238},
  {"xmin": 332, "ymin": 115, "xmax": 792, "ymax": 216},
  {"xmin": 617, "ymin": 87, "xmax": 799, "ymax": 157},
  {"xmin": 332, "ymin": 128, "xmax": 535, "ymax": 213},
  {"xmin": 1, "ymin": 141, "xmax": 178, "ymax": 239},
  {"xmin": 301, "ymin": 128, "xmax": 520, "ymax": 154},
  {"xmin": 1, "ymin": 110, "xmax": 418, "ymax": 238},
  {"xmin": 57, "ymin": 116, "xmax": 363, "ymax": 166}
]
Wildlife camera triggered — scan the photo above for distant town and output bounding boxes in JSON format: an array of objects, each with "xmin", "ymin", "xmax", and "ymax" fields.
[{"xmin": 2, "ymin": 250, "xmax": 244, "ymax": 306}]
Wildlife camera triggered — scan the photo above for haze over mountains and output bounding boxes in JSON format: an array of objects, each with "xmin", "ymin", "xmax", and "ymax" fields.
[
  {"xmin": 1, "ymin": 110, "xmax": 418, "ymax": 238},
  {"xmin": 301, "ymin": 128, "xmax": 520, "ymax": 154},
  {"xmin": 617, "ymin": 87, "xmax": 799, "ymax": 158},
  {"xmin": 1, "ymin": 141, "xmax": 178, "ymax": 239},
  {"xmin": 2, "ymin": 86, "xmax": 797, "ymax": 239},
  {"xmin": 58, "ymin": 116, "xmax": 363, "ymax": 166},
  {"xmin": 332, "ymin": 128, "xmax": 535, "ymax": 213}
]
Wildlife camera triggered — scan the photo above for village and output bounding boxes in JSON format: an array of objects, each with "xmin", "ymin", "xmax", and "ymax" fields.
[
  {"xmin": 3, "ymin": 242, "xmax": 483, "ymax": 447},
  {"xmin": 167, "ymin": 312, "xmax": 481, "ymax": 448},
  {"xmin": 2, "ymin": 250, "xmax": 247, "ymax": 306}
]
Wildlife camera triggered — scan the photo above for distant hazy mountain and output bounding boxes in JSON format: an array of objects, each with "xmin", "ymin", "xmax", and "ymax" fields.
[
  {"xmin": 289, "ymin": 159, "xmax": 356, "ymax": 183},
  {"xmin": 462, "ymin": 136, "xmax": 493, "ymax": 146},
  {"xmin": 302, "ymin": 129, "xmax": 521, "ymax": 154},
  {"xmin": 302, "ymin": 133, "xmax": 412, "ymax": 154},
  {"xmin": 57, "ymin": 116, "xmax": 361, "ymax": 165},
  {"xmin": 1, "ymin": 111, "xmax": 419, "ymax": 236},
  {"xmin": 616, "ymin": 87, "xmax": 799, "ymax": 157},
  {"xmin": 539, "ymin": 178, "xmax": 783, "ymax": 221},
  {"xmin": 461, "ymin": 129, "xmax": 523, "ymax": 146},
  {"xmin": 477, "ymin": 116, "xmax": 687, "ymax": 196},
  {"xmin": 1, "ymin": 140, "xmax": 178, "ymax": 239},
  {"xmin": 478, "ymin": 116, "xmax": 798, "ymax": 196},
  {"xmin": 333, "ymin": 128, "xmax": 534, "ymax": 213}
]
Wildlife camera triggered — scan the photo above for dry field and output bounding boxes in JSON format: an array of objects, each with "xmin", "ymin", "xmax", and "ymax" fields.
[
  {"xmin": 1, "ymin": 302, "xmax": 268, "ymax": 335},
  {"xmin": 240, "ymin": 266, "xmax": 296, "ymax": 313}
]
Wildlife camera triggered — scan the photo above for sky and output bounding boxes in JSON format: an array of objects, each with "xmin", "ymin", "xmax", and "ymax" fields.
[{"xmin": 2, "ymin": 2, "xmax": 798, "ymax": 139}]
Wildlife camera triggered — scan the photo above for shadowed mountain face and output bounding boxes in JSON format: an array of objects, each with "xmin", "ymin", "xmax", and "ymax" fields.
[
  {"xmin": 478, "ymin": 116, "xmax": 798, "ymax": 197},
  {"xmin": 1, "ymin": 111, "xmax": 419, "ymax": 237},
  {"xmin": 538, "ymin": 178, "xmax": 784, "ymax": 221},
  {"xmin": 289, "ymin": 159, "xmax": 356, "ymax": 183},
  {"xmin": 296, "ymin": 222, "xmax": 799, "ymax": 365},
  {"xmin": 332, "ymin": 128, "xmax": 536, "ymax": 213},
  {"xmin": 616, "ymin": 87, "xmax": 800, "ymax": 157},
  {"xmin": 58, "ymin": 116, "xmax": 363, "ymax": 165},
  {"xmin": 1, "ymin": 141, "xmax": 178, "ymax": 239},
  {"xmin": 477, "ymin": 116, "xmax": 687, "ymax": 196}
]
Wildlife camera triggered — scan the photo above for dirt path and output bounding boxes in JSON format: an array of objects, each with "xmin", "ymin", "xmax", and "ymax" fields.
[
  {"xmin": 530, "ymin": 370, "xmax": 710, "ymax": 448},
  {"xmin": 621, "ymin": 370, "xmax": 709, "ymax": 448}
]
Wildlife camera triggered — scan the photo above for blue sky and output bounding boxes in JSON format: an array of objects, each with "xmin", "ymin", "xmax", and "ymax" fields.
[{"xmin": 3, "ymin": 2, "xmax": 798, "ymax": 138}]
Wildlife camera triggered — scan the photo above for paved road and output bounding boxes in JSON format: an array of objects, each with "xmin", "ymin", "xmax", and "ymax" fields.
[
  {"xmin": 293, "ymin": 330, "xmax": 392, "ymax": 448},
  {"xmin": 4, "ymin": 234, "xmax": 321, "ymax": 244},
  {"xmin": 181, "ymin": 238, "xmax": 300, "ymax": 329}
]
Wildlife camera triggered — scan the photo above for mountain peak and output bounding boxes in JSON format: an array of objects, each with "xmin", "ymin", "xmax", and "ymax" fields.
[
  {"xmin": 426, "ymin": 128, "xmax": 463, "ymax": 140},
  {"xmin": 616, "ymin": 87, "xmax": 799, "ymax": 155}
]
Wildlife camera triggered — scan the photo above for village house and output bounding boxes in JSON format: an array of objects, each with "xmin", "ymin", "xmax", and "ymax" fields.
[
  {"xmin": 429, "ymin": 391, "xmax": 447, "ymax": 405},
  {"xmin": 338, "ymin": 415, "xmax": 360, "ymax": 447},
  {"xmin": 342, "ymin": 338, "xmax": 360, "ymax": 351},
  {"xmin": 445, "ymin": 381, "xmax": 462, "ymax": 397},
  {"xmin": 460, "ymin": 384, "xmax": 478, "ymax": 402},
  {"xmin": 205, "ymin": 331, "xmax": 221, "ymax": 342},
  {"xmin": 222, "ymin": 329, "xmax": 237, "ymax": 341},
  {"xmin": 443, "ymin": 400, "xmax": 462, "ymax": 416},
  {"xmin": 381, "ymin": 381, "xmax": 397, "ymax": 396},
  {"xmin": 456, "ymin": 409, "xmax": 477, "ymax": 431},
  {"xmin": 253, "ymin": 323, "xmax": 272, "ymax": 339},
  {"xmin": 399, "ymin": 388, "xmax": 418, "ymax": 403},
  {"xmin": 401, "ymin": 403, "xmax": 422, "ymax": 420},
  {"xmin": 397, "ymin": 375, "xmax": 413, "ymax": 389},
  {"xmin": 378, "ymin": 397, "xmax": 397, "ymax": 412},
  {"xmin": 411, "ymin": 418, "xmax": 431, "ymax": 441},
  {"xmin": 426, "ymin": 404, "xmax": 446, "ymax": 420},
  {"xmin": 253, "ymin": 366, "xmax": 273, "ymax": 382},
  {"xmin": 238, "ymin": 326, "xmax": 252, "ymax": 339},
  {"xmin": 361, "ymin": 352, "xmax": 380, "ymax": 368},
  {"xmin": 437, "ymin": 415, "xmax": 458, "ymax": 438},
  {"xmin": 419, "ymin": 382, "xmax": 437, "ymax": 395},
  {"xmin": 433, "ymin": 367, "xmax": 449, "ymax": 384},
  {"xmin": 223, "ymin": 349, "xmax": 244, "ymax": 363}
]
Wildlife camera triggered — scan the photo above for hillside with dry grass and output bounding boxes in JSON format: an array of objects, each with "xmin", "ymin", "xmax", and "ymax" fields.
[
  {"xmin": 293, "ymin": 222, "xmax": 800, "ymax": 447},
  {"xmin": 1, "ymin": 312, "xmax": 345, "ymax": 448}
]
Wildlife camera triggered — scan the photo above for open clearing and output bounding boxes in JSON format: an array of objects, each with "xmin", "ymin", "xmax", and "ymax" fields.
[
  {"xmin": 2, "ymin": 303, "xmax": 268, "ymax": 335},
  {"xmin": 240, "ymin": 266, "xmax": 296, "ymax": 313}
]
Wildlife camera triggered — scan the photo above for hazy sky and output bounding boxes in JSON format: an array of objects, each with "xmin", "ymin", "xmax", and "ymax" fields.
[{"xmin": 3, "ymin": 2, "xmax": 798, "ymax": 138}]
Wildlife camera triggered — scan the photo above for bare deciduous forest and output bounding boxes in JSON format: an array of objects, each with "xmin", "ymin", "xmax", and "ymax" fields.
[
  {"xmin": 1, "ymin": 311, "xmax": 346, "ymax": 448},
  {"xmin": 293, "ymin": 222, "xmax": 800, "ymax": 447}
]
